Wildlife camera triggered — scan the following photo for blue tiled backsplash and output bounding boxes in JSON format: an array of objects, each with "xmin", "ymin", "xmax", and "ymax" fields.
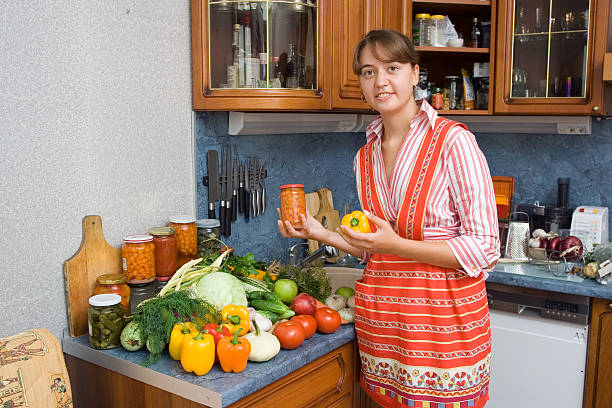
[{"xmin": 195, "ymin": 112, "xmax": 612, "ymax": 261}]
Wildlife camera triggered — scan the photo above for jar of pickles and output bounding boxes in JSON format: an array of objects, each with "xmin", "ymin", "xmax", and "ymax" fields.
[
  {"xmin": 168, "ymin": 216, "xmax": 197, "ymax": 268},
  {"xmin": 280, "ymin": 184, "xmax": 306, "ymax": 226},
  {"xmin": 88, "ymin": 293, "xmax": 125, "ymax": 349},
  {"xmin": 93, "ymin": 274, "xmax": 131, "ymax": 315},
  {"xmin": 196, "ymin": 219, "xmax": 221, "ymax": 258},
  {"xmin": 122, "ymin": 234, "xmax": 156, "ymax": 284},
  {"xmin": 148, "ymin": 227, "xmax": 177, "ymax": 278}
]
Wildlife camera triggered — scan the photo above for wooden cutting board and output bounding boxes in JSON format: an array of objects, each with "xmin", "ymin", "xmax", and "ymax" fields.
[
  {"xmin": 64, "ymin": 215, "xmax": 122, "ymax": 337},
  {"xmin": 305, "ymin": 188, "xmax": 343, "ymax": 263}
]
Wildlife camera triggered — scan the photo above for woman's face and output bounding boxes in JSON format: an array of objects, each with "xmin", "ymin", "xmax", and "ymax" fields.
[{"xmin": 358, "ymin": 44, "xmax": 419, "ymax": 115}]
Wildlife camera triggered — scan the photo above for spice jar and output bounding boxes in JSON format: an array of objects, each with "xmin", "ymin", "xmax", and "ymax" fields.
[
  {"xmin": 196, "ymin": 219, "xmax": 221, "ymax": 258},
  {"xmin": 88, "ymin": 294, "xmax": 125, "ymax": 349},
  {"xmin": 168, "ymin": 216, "xmax": 197, "ymax": 268},
  {"xmin": 128, "ymin": 281, "xmax": 156, "ymax": 315},
  {"xmin": 122, "ymin": 235, "xmax": 156, "ymax": 284},
  {"xmin": 148, "ymin": 227, "xmax": 177, "ymax": 278},
  {"xmin": 280, "ymin": 184, "xmax": 306, "ymax": 226},
  {"xmin": 93, "ymin": 274, "xmax": 131, "ymax": 315}
]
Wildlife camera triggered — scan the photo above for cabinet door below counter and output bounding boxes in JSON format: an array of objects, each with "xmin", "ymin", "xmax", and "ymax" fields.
[{"xmin": 584, "ymin": 297, "xmax": 612, "ymax": 408}]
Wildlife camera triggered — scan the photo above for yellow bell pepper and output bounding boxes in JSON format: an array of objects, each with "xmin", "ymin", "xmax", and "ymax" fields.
[
  {"xmin": 341, "ymin": 211, "xmax": 371, "ymax": 233},
  {"xmin": 180, "ymin": 331, "xmax": 215, "ymax": 376},
  {"xmin": 169, "ymin": 322, "xmax": 197, "ymax": 361},
  {"xmin": 221, "ymin": 304, "xmax": 250, "ymax": 336}
]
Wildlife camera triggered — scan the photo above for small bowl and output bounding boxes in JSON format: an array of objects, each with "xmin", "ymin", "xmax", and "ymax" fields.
[{"xmin": 448, "ymin": 38, "xmax": 464, "ymax": 47}]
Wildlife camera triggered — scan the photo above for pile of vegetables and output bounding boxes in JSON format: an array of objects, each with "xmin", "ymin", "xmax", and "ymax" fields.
[{"xmin": 528, "ymin": 229, "xmax": 584, "ymax": 262}]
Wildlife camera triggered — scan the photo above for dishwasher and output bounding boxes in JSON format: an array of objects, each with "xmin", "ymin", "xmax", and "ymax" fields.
[{"xmin": 486, "ymin": 282, "xmax": 589, "ymax": 408}]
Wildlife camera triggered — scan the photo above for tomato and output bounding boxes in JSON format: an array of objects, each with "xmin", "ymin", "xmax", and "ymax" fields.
[
  {"xmin": 273, "ymin": 321, "xmax": 306, "ymax": 350},
  {"xmin": 314, "ymin": 307, "xmax": 342, "ymax": 334},
  {"xmin": 291, "ymin": 315, "xmax": 317, "ymax": 339}
]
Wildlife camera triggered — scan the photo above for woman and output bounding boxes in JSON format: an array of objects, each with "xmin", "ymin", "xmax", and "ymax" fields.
[{"xmin": 278, "ymin": 29, "xmax": 499, "ymax": 408}]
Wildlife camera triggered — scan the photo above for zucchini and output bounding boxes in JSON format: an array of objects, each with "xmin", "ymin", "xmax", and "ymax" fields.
[
  {"xmin": 256, "ymin": 309, "xmax": 279, "ymax": 324},
  {"xmin": 250, "ymin": 300, "xmax": 290, "ymax": 315}
]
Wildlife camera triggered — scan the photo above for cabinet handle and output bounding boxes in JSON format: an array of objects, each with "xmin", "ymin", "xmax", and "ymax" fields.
[
  {"xmin": 315, "ymin": 88, "xmax": 323, "ymax": 97},
  {"xmin": 592, "ymin": 106, "xmax": 600, "ymax": 113},
  {"xmin": 608, "ymin": 302, "xmax": 612, "ymax": 309},
  {"xmin": 504, "ymin": 97, "xmax": 510, "ymax": 103}
]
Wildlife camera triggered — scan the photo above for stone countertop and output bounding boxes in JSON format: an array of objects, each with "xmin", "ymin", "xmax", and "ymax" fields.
[
  {"xmin": 487, "ymin": 261, "xmax": 612, "ymax": 299},
  {"xmin": 62, "ymin": 324, "xmax": 356, "ymax": 408}
]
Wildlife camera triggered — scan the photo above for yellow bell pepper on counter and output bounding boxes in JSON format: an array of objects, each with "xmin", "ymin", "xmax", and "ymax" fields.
[
  {"xmin": 221, "ymin": 305, "xmax": 250, "ymax": 336},
  {"xmin": 341, "ymin": 211, "xmax": 371, "ymax": 233},
  {"xmin": 169, "ymin": 322, "xmax": 198, "ymax": 361},
  {"xmin": 180, "ymin": 331, "xmax": 215, "ymax": 376}
]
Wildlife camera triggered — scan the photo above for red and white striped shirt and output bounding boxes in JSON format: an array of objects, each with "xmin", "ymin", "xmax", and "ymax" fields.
[{"xmin": 354, "ymin": 100, "xmax": 500, "ymax": 278}]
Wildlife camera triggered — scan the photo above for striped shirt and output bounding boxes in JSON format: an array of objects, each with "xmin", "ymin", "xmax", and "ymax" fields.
[{"xmin": 354, "ymin": 100, "xmax": 500, "ymax": 278}]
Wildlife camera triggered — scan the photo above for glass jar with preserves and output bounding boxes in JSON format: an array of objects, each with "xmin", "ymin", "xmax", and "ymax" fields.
[
  {"xmin": 280, "ymin": 184, "xmax": 306, "ymax": 227},
  {"xmin": 148, "ymin": 227, "xmax": 177, "ymax": 278},
  {"xmin": 168, "ymin": 216, "xmax": 197, "ymax": 268},
  {"xmin": 196, "ymin": 219, "xmax": 221, "ymax": 258},
  {"xmin": 93, "ymin": 274, "xmax": 131, "ymax": 315},
  {"xmin": 128, "ymin": 281, "xmax": 156, "ymax": 315},
  {"xmin": 88, "ymin": 294, "xmax": 125, "ymax": 349},
  {"xmin": 122, "ymin": 235, "xmax": 156, "ymax": 284}
]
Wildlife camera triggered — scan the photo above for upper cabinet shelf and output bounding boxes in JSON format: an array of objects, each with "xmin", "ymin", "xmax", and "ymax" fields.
[
  {"xmin": 413, "ymin": 0, "xmax": 491, "ymax": 5},
  {"xmin": 416, "ymin": 46, "xmax": 490, "ymax": 53}
]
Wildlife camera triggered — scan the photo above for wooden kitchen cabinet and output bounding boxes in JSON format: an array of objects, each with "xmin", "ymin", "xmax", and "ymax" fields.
[
  {"xmin": 583, "ymin": 297, "xmax": 612, "ymax": 408},
  {"xmin": 191, "ymin": 0, "xmax": 332, "ymax": 111},
  {"xmin": 494, "ymin": 0, "xmax": 611, "ymax": 115},
  {"xmin": 331, "ymin": 0, "xmax": 408, "ymax": 110}
]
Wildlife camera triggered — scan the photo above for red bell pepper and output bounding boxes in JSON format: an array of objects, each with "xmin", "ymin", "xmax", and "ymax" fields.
[{"xmin": 204, "ymin": 323, "xmax": 231, "ymax": 346}]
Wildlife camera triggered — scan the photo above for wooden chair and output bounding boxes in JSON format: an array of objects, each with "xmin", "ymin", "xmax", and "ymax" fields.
[{"xmin": 0, "ymin": 328, "xmax": 73, "ymax": 407}]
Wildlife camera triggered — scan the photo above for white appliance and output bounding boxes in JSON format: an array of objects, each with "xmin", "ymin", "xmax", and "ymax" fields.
[
  {"xmin": 570, "ymin": 206, "xmax": 609, "ymax": 252},
  {"xmin": 486, "ymin": 283, "xmax": 589, "ymax": 408}
]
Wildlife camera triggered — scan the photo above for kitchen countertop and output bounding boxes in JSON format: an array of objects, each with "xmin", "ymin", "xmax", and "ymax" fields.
[
  {"xmin": 62, "ymin": 324, "xmax": 355, "ymax": 408},
  {"xmin": 488, "ymin": 261, "xmax": 612, "ymax": 299}
]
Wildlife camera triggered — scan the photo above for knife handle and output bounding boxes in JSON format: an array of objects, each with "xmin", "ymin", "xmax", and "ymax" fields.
[
  {"xmin": 244, "ymin": 190, "xmax": 250, "ymax": 222},
  {"xmin": 224, "ymin": 202, "xmax": 232, "ymax": 237},
  {"xmin": 232, "ymin": 192, "xmax": 238, "ymax": 222},
  {"xmin": 219, "ymin": 201, "xmax": 226, "ymax": 237},
  {"xmin": 208, "ymin": 202, "xmax": 216, "ymax": 220},
  {"xmin": 240, "ymin": 188, "xmax": 247, "ymax": 215}
]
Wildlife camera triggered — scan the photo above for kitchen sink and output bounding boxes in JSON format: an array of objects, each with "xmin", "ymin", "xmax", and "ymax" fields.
[{"xmin": 324, "ymin": 267, "xmax": 363, "ymax": 292}]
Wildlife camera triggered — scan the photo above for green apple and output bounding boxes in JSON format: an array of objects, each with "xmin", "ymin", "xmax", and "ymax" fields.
[
  {"xmin": 335, "ymin": 286, "xmax": 355, "ymax": 299},
  {"xmin": 274, "ymin": 279, "xmax": 299, "ymax": 304}
]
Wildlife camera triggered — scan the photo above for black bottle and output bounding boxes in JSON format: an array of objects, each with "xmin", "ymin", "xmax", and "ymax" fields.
[{"xmin": 470, "ymin": 18, "xmax": 481, "ymax": 48}]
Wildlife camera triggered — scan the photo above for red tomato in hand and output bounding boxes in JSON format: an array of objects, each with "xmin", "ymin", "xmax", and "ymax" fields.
[
  {"xmin": 273, "ymin": 321, "xmax": 306, "ymax": 349},
  {"xmin": 291, "ymin": 314, "xmax": 317, "ymax": 339},
  {"xmin": 314, "ymin": 307, "xmax": 341, "ymax": 334}
]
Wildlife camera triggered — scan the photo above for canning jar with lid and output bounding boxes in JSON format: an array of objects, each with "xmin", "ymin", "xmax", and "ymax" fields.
[
  {"xmin": 168, "ymin": 216, "xmax": 197, "ymax": 268},
  {"xmin": 196, "ymin": 219, "xmax": 221, "ymax": 258},
  {"xmin": 148, "ymin": 227, "xmax": 177, "ymax": 278},
  {"xmin": 93, "ymin": 274, "xmax": 131, "ymax": 315},
  {"xmin": 88, "ymin": 293, "xmax": 125, "ymax": 349},
  {"xmin": 429, "ymin": 15, "xmax": 446, "ymax": 47},
  {"xmin": 128, "ymin": 281, "xmax": 156, "ymax": 315},
  {"xmin": 122, "ymin": 234, "xmax": 156, "ymax": 284},
  {"xmin": 280, "ymin": 184, "xmax": 306, "ymax": 226}
]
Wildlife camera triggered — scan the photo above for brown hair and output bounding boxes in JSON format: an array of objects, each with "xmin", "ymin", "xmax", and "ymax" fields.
[{"xmin": 352, "ymin": 29, "xmax": 419, "ymax": 75}]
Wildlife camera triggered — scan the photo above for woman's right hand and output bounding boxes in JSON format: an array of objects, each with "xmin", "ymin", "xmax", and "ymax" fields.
[{"xmin": 277, "ymin": 208, "xmax": 328, "ymax": 241}]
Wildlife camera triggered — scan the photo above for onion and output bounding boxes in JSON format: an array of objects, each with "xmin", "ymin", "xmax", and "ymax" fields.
[
  {"xmin": 532, "ymin": 229, "xmax": 548, "ymax": 239},
  {"xmin": 559, "ymin": 236, "xmax": 583, "ymax": 261},
  {"xmin": 547, "ymin": 237, "xmax": 563, "ymax": 260},
  {"xmin": 290, "ymin": 293, "xmax": 317, "ymax": 315},
  {"xmin": 347, "ymin": 295, "xmax": 355, "ymax": 309},
  {"xmin": 529, "ymin": 238, "xmax": 542, "ymax": 248},
  {"xmin": 324, "ymin": 294, "xmax": 347, "ymax": 311},
  {"xmin": 338, "ymin": 307, "xmax": 355, "ymax": 323}
]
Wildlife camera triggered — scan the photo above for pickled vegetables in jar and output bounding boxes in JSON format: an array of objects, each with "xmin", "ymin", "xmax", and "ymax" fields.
[
  {"xmin": 122, "ymin": 234, "xmax": 156, "ymax": 284},
  {"xmin": 93, "ymin": 274, "xmax": 131, "ymax": 315},
  {"xmin": 168, "ymin": 216, "xmax": 197, "ymax": 268},
  {"xmin": 280, "ymin": 184, "xmax": 306, "ymax": 226},
  {"xmin": 88, "ymin": 293, "xmax": 125, "ymax": 349}
]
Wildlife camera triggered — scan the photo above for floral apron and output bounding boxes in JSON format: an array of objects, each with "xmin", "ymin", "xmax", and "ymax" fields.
[{"xmin": 354, "ymin": 118, "xmax": 491, "ymax": 408}]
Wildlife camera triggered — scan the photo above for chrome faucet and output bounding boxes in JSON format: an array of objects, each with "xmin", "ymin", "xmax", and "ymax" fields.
[{"xmin": 286, "ymin": 242, "xmax": 339, "ymax": 267}]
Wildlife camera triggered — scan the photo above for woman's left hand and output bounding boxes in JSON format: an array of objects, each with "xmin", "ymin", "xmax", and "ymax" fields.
[{"xmin": 337, "ymin": 210, "xmax": 400, "ymax": 255}]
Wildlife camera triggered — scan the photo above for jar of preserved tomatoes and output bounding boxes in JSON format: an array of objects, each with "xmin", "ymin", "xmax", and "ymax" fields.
[
  {"xmin": 168, "ymin": 216, "xmax": 197, "ymax": 268},
  {"xmin": 280, "ymin": 184, "xmax": 306, "ymax": 226},
  {"xmin": 88, "ymin": 294, "xmax": 125, "ymax": 349},
  {"xmin": 93, "ymin": 274, "xmax": 131, "ymax": 315},
  {"xmin": 148, "ymin": 227, "xmax": 177, "ymax": 278},
  {"xmin": 122, "ymin": 234, "xmax": 156, "ymax": 284}
]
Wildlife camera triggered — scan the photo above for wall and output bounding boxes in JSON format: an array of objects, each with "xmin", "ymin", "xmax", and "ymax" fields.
[
  {"xmin": 0, "ymin": 1, "xmax": 194, "ymax": 339},
  {"xmin": 195, "ymin": 113, "xmax": 612, "ymax": 261}
]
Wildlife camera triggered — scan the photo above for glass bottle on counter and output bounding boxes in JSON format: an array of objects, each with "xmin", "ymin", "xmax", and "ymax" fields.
[
  {"xmin": 88, "ymin": 294, "xmax": 125, "ymax": 349},
  {"xmin": 148, "ymin": 227, "xmax": 177, "ymax": 279},
  {"xmin": 122, "ymin": 234, "xmax": 156, "ymax": 284},
  {"xmin": 168, "ymin": 216, "xmax": 197, "ymax": 268},
  {"xmin": 93, "ymin": 274, "xmax": 131, "ymax": 315}
]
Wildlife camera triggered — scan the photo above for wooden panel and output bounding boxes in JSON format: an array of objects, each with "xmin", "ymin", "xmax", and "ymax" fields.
[
  {"xmin": 584, "ymin": 298, "xmax": 612, "ymax": 408},
  {"xmin": 66, "ymin": 341, "xmax": 354, "ymax": 408},
  {"xmin": 603, "ymin": 53, "xmax": 612, "ymax": 82},
  {"xmin": 414, "ymin": 0, "xmax": 491, "ymax": 5},
  {"xmin": 64, "ymin": 215, "xmax": 122, "ymax": 337}
]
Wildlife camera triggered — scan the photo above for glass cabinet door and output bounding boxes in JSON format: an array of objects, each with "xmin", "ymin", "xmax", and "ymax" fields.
[
  {"xmin": 510, "ymin": 0, "xmax": 590, "ymax": 99},
  {"xmin": 208, "ymin": 0, "xmax": 318, "ymax": 90}
]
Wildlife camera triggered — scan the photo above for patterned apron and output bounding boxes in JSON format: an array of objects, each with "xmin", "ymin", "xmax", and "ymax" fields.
[{"xmin": 354, "ymin": 118, "xmax": 491, "ymax": 408}]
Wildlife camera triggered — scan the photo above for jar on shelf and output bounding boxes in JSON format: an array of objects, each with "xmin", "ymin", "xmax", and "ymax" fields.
[
  {"xmin": 432, "ymin": 87, "xmax": 443, "ymax": 110},
  {"xmin": 122, "ymin": 234, "xmax": 156, "ymax": 284},
  {"xmin": 128, "ymin": 281, "xmax": 156, "ymax": 315},
  {"xmin": 88, "ymin": 294, "xmax": 125, "ymax": 349},
  {"xmin": 280, "ymin": 184, "xmax": 306, "ymax": 227},
  {"xmin": 429, "ymin": 15, "xmax": 446, "ymax": 47},
  {"xmin": 196, "ymin": 219, "xmax": 221, "ymax": 258},
  {"xmin": 93, "ymin": 274, "xmax": 131, "ymax": 315},
  {"xmin": 148, "ymin": 227, "xmax": 177, "ymax": 278},
  {"xmin": 154, "ymin": 276, "xmax": 170, "ymax": 295},
  {"xmin": 168, "ymin": 216, "xmax": 197, "ymax": 268},
  {"xmin": 413, "ymin": 13, "xmax": 431, "ymax": 46},
  {"xmin": 444, "ymin": 75, "xmax": 462, "ymax": 110}
]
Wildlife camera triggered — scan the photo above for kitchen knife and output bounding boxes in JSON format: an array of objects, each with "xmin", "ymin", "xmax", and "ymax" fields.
[
  {"xmin": 219, "ymin": 146, "xmax": 227, "ymax": 237},
  {"xmin": 206, "ymin": 150, "xmax": 219, "ymax": 219},
  {"xmin": 239, "ymin": 161, "xmax": 245, "ymax": 215},
  {"xmin": 259, "ymin": 161, "xmax": 266, "ymax": 215},
  {"xmin": 224, "ymin": 145, "xmax": 232, "ymax": 237},
  {"xmin": 243, "ymin": 160, "xmax": 250, "ymax": 222},
  {"xmin": 250, "ymin": 158, "xmax": 258, "ymax": 217},
  {"xmin": 232, "ymin": 158, "xmax": 238, "ymax": 222}
]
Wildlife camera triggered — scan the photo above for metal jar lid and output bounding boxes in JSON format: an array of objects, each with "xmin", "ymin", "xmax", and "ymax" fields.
[
  {"xmin": 196, "ymin": 219, "xmax": 221, "ymax": 228},
  {"xmin": 97, "ymin": 274, "xmax": 126, "ymax": 285},
  {"xmin": 89, "ymin": 293, "xmax": 122, "ymax": 307},
  {"xmin": 169, "ymin": 215, "xmax": 196, "ymax": 224},
  {"xmin": 123, "ymin": 234, "xmax": 153, "ymax": 243},
  {"xmin": 148, "ymin": 226, "xmax": 176, "ymax": 236}
]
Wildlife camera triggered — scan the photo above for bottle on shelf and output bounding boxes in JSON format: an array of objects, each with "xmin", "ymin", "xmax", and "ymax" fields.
[
  {"xmin": 469, "ymin": 18, "xmax": 481, "ymax": 48},
  {"xmin": 286, "ymin": 43, "xmax": 298, "ymax": 88},
  {"xmin": 270, "ymin": 56, "xmax": 283, "ymax": 88}
]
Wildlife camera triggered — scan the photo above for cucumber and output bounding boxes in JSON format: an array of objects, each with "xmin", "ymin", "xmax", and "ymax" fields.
[
  {"xmin": 250, "ymin": 300, "xmax": 290, "ymax": 315},
  {"xmin": 277, "ymin": 309, "xmax": 296, "ymax": 319},
  {"xmin": 247, "ymin": 291, "xmax": 267, "ymax": 301},
  {"xmin": 256, "ymin": 309, "xmax": 279, "ymax": 324},
  {"xmin": 264, "ymin": 292, "xmax": 285, "ymax": 305}
]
